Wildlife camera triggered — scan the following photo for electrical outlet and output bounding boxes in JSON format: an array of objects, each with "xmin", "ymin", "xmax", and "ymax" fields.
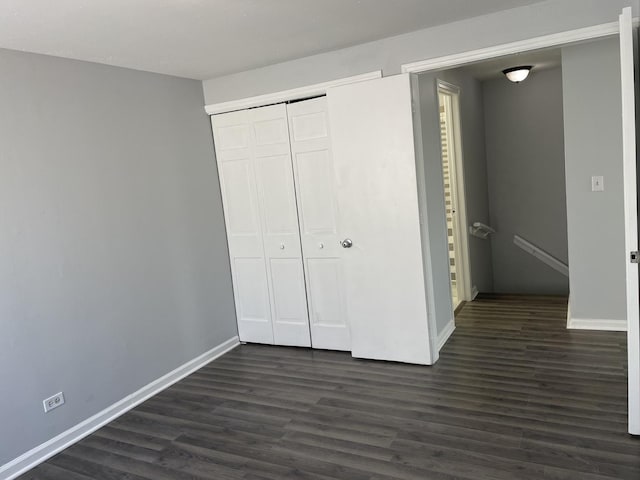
[{"xmin": 43, "ymin": 392, "xmax": 65, "ymax": 413}]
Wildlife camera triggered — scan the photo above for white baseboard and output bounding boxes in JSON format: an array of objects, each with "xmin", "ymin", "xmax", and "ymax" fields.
[
  {"xmin": 470, "ymin": 286, "xmax": 479, "ymax": 301},
  {"xmin": 567, "ymin": 318, "xmax": 627, "ymax": 331},
  {"xmin": 0, "ymin": 336, "xmax": 240, "ymax": 480},
  {"xmin": 437, "ymin": 319, "xmax": 456, "ymax": 351}
]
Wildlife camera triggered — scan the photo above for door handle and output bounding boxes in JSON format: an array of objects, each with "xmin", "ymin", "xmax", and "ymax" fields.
[{"xmin": 341, "ymin": 238, "xmax": 353, "ymax": 248}]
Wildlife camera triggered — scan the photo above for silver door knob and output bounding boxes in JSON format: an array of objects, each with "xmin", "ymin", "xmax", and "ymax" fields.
[{"xmin": 341, "ymin": 238, "xmax": 353, "ymax": 248}]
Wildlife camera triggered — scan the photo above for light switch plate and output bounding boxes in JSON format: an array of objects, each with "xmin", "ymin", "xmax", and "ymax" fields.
[
  {"xmin": 591, "ymin": 175, "xmax": 604, "ymax": 192},
  {"xmin": 43, "ymin": 392, "xmax": 65, "ymax": 413}
]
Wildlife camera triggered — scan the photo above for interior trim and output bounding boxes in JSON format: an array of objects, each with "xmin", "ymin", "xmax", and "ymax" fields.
[
  {"xmin": 204, "ymin": 71, "xmax": 382, "ymax": 115},
  {"xmin": 470, "ymin": 286, "xmax": 479, "ymax": 301},
  {"xmin": 0, "ymin": 336, "xmax": 240, "ymax": 480},
  {"xmin": 437, "ymin": 318, "xmax": 456, "ymax": 351},
  {"xmin": 401, "ymin": 21, "xmax": 621, "ymax": 74},
  {"xmin": 567, "ymin": 318, "xmax": 627, "ymax": 332}
]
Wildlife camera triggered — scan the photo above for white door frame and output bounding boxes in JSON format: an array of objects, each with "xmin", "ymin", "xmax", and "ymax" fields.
[
  {"xmin": 401, "ymin": 22, "xmax": 622, "ymax": 74},
  {"xmin": 403, "ymin": 13, "xmax": 638, "ymax": 435},
  {"xmin": 437, "ymin": 80, "xmax": 472, "ymax": 305},
  {"xmin": 401, "ymin": 20, "xmax": 623, "ymax": 306},
  {"xmin": 619, "ymin": 7, "xmax": 639, "ymax": 436}
]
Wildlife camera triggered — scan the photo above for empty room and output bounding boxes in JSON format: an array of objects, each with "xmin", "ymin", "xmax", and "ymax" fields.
[{"xmin": 2, "ymin": 1, "xmax": 640, "ymax": 479}]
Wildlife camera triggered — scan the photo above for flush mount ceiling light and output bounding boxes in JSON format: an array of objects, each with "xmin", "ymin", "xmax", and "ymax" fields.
[{"xmin": 502, "ymin": 66, "xmax": 532, "ymax": 83}]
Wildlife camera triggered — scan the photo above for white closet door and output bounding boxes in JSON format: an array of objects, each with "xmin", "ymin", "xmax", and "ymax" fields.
[
  {"xmin": 287, "ymin": 97, "xmax": 351, "ymax": 351},
  {"xmin": 327, "ymin": 74, "xmax": 434, "ymax": 365},
  {"xmin": 250, "ymin": 104, "xmax": 311, "ymax": 347},
  {"xmin": 211, "ymin": 110, "xmax": 273, "ymax": 344}
]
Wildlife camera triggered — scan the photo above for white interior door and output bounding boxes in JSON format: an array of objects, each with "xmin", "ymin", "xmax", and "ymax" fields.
[
  {"xmin": 287, "ymin": 97, "xmax": 351, "ymax": 351},
  {"xmin": 619, "ymin": 7, "xmax": 639, "ymax": 435},
  {"xmin": 327, "ymin": 74, "xmax": 434, "ymax": 365},
  {"xmin": 211, "ymin": 110, "xmax": 274, "ymax": 344},
  {"xmin": 249, "ymin": 104, "xmax": 311, "ymax": 347},
  {"xmin": 438, "ymin": 90, "xmax": 465, "ymax": 309}
]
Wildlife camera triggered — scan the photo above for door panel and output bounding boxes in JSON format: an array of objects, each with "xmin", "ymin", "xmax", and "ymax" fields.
[
  {"xmin": 233, "ymin": 258, "xmax": 273, "ymax": 343},
  {"xmin": 287, "ymin": 97, "xmax": 351, "ymax": 351},
  {"xmin": 619, "ymin": 7, "xmax": 639, "ymax": 435},
  {"xmin": 220, "ymin": 160, "xmax": 260, "ymax": 237},
  {"xmin": 269, "ymin": 258, "xmax": 311, "ymax": 345},
  {"xmin": 296, "ymin": 150, "xmax": 337, "ymax": 234},
  {"xmin": 255, "ymin": 154, "xmax": 300, "ymax": 235},
  {"xmin": 306, "ymin": 259, "xmax": 346, "ymax": 326},
  {"xmin": 326, "ymin": 74, "xmax": 433, "ymax": 364},
  {"xmin": 290, "ymin": 111, "xmax": 328, "ymax": 140},
  {"xmin": 216, "ymin": 124, "xmax": 250, "ymax": 151},
  {"xmin": 249, "ymin": 104, "xmax": 311, "ymax": 347},
  {"xmin": 253, "ymin": 117, "xmax": 289, "ymax": 146},
  {"xmin": 212, "ymin": 110, "xmax": 274, "ymax": 344}
]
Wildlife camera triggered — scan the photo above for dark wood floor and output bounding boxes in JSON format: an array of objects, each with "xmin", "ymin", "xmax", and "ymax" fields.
[{"xmin": 22, "ymin": 295, "xmax": 639, "ymax": 479}]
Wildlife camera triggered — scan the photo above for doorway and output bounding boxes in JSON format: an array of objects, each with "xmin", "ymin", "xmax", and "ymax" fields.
[
  {"xmin": 437, "ymin": 82, "xmax": 469, "ymax": 311},
  {"xmin": 409, "ymin": 9, "xmax": 637, "ymax": 435}
]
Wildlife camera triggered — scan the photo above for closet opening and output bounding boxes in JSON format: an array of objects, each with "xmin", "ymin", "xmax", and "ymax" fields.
[
  {"xmin": 211, "ymin": 95, "xmax": 351, "ymax": 352},
  {"xmin": 211, "ymin": 73, "xmax": 439, "ymax": 365}
]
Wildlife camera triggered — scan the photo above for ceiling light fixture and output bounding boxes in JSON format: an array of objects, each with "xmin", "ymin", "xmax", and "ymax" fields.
[{"xmin": 502, "ymin": 66, "xmax": 532, "ymax": 83}]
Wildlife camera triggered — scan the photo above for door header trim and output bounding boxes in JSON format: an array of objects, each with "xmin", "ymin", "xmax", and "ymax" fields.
[
  {"xmin": 204, "ymin": 71, "xmax": 382, "ymax": 115},
  {"xmin": 401, "ymin": 21, "xmax": 622, "ymax": 74}
]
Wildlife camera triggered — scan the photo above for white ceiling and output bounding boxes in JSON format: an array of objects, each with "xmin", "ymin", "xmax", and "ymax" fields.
[{"xmin": 0, "ymin": 0, "xmax": 546, "ymax": 80}]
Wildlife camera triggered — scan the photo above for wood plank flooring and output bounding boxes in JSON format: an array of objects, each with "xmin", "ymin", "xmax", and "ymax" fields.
[{"xmin": 21, "ymin": 295, "xmax": 639, "ymax": 479}]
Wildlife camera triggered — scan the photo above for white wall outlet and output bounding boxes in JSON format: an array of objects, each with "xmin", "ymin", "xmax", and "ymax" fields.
[
  {"xmin": 591, "ymin": 175, "xmax": 604, "ymax": 191},
  {"xmin": 43, "ymin": 392, "xmax": 65, "ymax": 413}
]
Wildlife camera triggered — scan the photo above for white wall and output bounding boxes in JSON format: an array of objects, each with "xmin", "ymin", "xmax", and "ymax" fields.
[
  {"xmin": 562, "ymin": 38, "xmax": 627, "ymax": 322},
  {"xmin": 0, "ymin": 48, "xmax": 237, "ymax": 467},
  {"xmin": 202, "ymin": 0, "xmax": 638, "ymax": 105},
  {"xmin": 483, "ymin": 67, "xmax": 569, "ymax": 294}
]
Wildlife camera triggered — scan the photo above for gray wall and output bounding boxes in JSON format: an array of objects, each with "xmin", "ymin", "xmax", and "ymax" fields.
[
  {"xmin": 202, "ymin": 0, "xmax": 638, "ymax": 105},
  {"xmin": 482, "ymin": 67, "xmax": 569, "ymax": 294},
  {"xmin": 562, "ymin": 38, "xmax": 627, "ymax": 321},
  {"xmin": 0, "ymin": 48, "xmax": 237, "ymax": 466},
  {"xmin": 416, "ymin": 68, "xmax": 493, "ymax": 336}
]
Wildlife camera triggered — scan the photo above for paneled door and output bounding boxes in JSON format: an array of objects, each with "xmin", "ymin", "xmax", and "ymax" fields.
[
  {"xmin": 287, "ymin": 97, "xmax": 351, "ymax": 351},
  {"xmin": 327, "ymin": 74, "xmax": 434, "ymax": 365},
  {"xmin": 212, "ymin": 104, "xmax": 311, "ymax": 347},
  {"xmin": 250, "ymin": 104, "xmax": 311, "ymax": 347},
  {"xmin": 211, "ymin": 110, "xmax": 274, "ymax": 344}
]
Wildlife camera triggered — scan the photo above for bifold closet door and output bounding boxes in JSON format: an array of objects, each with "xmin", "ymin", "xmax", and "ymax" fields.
[
  {"xmin": 212, "ymin": 104, "xmax": 311, "ymax": 347},
  {"xmin": 211, "ymin": 110, "xmax": 273, "ymax": 344},
  {"xmin": 287, "ymin": 97, "xmax": 351, "ymax": 351},
  {"xmin": 251, "ymin": 105, "xmax": 311, "ymax": 347}
]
